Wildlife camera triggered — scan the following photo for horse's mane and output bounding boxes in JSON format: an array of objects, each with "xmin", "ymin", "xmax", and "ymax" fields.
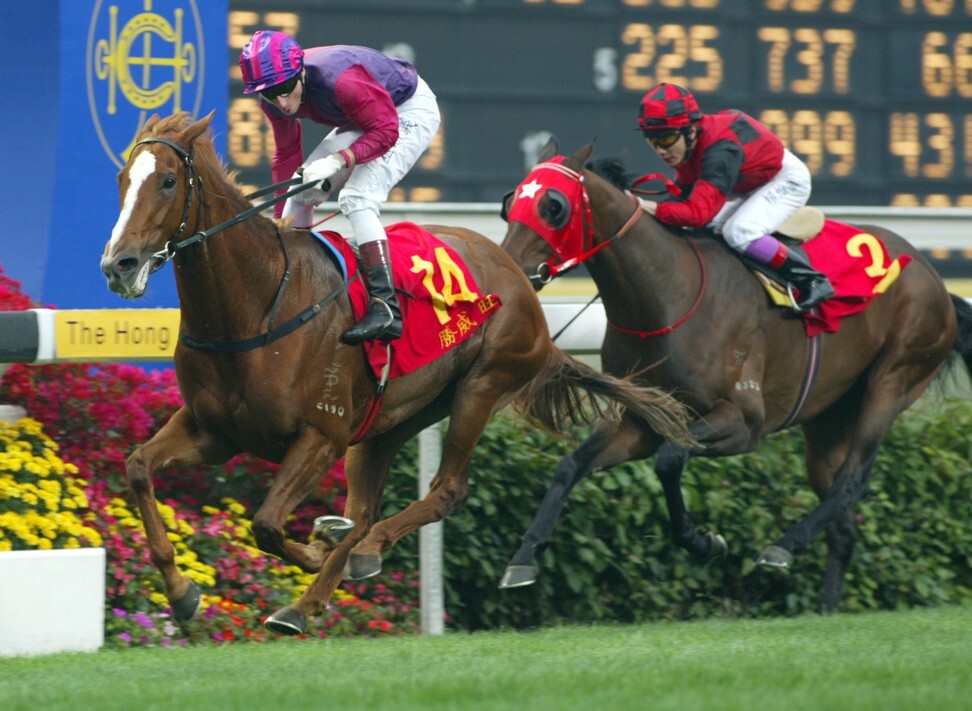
[
  {"xmin": 147, "ymin": 113, "xmax": 249, "ymax": 204},
  {"xmin": 586, "ymin": 154, "xmax": 637, "ymax": 191}
]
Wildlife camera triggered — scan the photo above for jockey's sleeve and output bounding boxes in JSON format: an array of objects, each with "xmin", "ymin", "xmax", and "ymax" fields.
[
  {"xmin": 333, "ymin": 64, "xmax": 401, "ymax": 165},
  {"xmin": 263, "ymin": 103, "xmax": 305, "ymax": 217},
  {"xmin": 656, "ymin": 140, "xmax": 744, "ymax": 228}
]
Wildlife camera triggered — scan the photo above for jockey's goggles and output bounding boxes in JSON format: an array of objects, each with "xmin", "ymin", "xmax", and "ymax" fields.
[
  {"xmin": 260, "ymin": 75, "xmax": 300, "ymax": 101},
  {"xmin": 644, "ymin": 131, "xmax": 682, "ymax": 150}
]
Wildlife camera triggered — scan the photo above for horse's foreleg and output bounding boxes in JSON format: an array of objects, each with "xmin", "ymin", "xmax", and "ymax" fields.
[
  {"xmin": 265, "ymin": 441, "xmax": 396, "ymax": 635},
  {"xmin": 250, "ymin": 432, "xmax": 345, "ymax": 573},
  {"xmin": 655, "ymin": 405, "xmax": 759, "ymax": 560},
  {"xmin": 500, "ymin": 419, "xmax": 642, "ymax": 588},
  {"xmin": 125, "ymin": 408, "xmax": 235, "ymax": 621},
  {"xmin": 654, "ymin": 441, "xmax": 726, "ymax": 559}
]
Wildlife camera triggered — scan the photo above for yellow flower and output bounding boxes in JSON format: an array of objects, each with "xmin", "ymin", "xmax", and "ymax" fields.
[
  {"xmin": 221, "ymin": 498, "xmax": 247, "ymax": 516},
  {"xmin": 38, "ymin": 478, "xmax": 60, "ymax": 493}
]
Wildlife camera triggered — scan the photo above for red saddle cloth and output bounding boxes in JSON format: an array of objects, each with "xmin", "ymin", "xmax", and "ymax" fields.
[
  {"xmin": 796, "ymin": 220, "xmax": 912, "ymax": 337},
  {"xmin": 317, "ymin": 222, "xmax": 502, "ymax": 379}
]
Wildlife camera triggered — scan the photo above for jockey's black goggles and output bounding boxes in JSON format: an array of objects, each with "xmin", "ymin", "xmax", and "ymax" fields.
[{"xmin": 260, "ymin": 75, "xmax": 300, "ymax": 101}]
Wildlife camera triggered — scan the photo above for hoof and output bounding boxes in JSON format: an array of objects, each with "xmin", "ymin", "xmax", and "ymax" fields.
[
  {"xmin": 171, "ymin": 580, "xmax": 202, "ymax": 621},
  {"xmin": 757, "ymin": 545, "xmax": 794, "ymax": 569},
  {"xmin": 312, "ymin": 515, "xmax": 355, "ymax": 545},
  {"xmin": 265, "ymin": 607, "xmax": 307, "ymax": 636},
  {"xmin": 499, "ymin": 564, "xmax": 538, "ymax": 589},
  {"xmin": 346, "ymin": 552, "xmax": 382, "ymax": 580}
]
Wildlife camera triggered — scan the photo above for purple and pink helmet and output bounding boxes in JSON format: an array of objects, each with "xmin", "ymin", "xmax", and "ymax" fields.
[{"xmin": 240, "ymin": 30, "xmax": 304, "ymax": 94}]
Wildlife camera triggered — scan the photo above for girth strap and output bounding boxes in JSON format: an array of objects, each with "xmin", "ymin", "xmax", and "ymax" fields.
[{"xmin": 778, "ymin": 333, "xmax": 822, "ymax": 430}]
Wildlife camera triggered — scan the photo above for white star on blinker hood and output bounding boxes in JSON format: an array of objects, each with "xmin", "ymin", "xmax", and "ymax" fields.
[{"xmin": 518, "ymin": 179, "xmax": 543, "ymax": 200}]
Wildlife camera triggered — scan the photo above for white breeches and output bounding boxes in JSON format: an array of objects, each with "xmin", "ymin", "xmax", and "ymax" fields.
[
  {"xmin": 708, "ymin": 149, "xmax": 812, "ymax": 251},
  {"xmin": 282, "ymin": 77, "xmax": 441, "ymax": 245}
]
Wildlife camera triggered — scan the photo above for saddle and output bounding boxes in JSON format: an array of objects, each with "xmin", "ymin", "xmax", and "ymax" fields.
[{"xmin": 773, "ymin": 206, "xmax": 826, "ymax": 242}]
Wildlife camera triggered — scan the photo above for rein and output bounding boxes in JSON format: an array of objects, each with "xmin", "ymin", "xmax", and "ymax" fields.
[
  {"xmin": 544, "ymin": 193, "xmax": 643, "ymax": 280},
  {"xmin": 136, "ymin": 137, "xmax": 327, "ymax": 266},
  {"xmin": 608, "ymin": 234, "xmax": 706, "ymax": 338},
  {"xmin": 133, "ymin": 136, "xmax": 348, "ymax": 353}
]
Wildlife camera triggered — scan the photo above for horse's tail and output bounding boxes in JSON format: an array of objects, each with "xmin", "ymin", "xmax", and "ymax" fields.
[
  {"xmin": 948, "ymin": 293, "xmax": 972, "ymax": 375},
  {"xmin": 511, "ymin": 346, "xmax": 697, "ymax": 447}
]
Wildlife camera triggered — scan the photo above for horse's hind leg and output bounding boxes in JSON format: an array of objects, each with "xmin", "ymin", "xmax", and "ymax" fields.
[
  {"xmin": 350, "ymin": 380, "xmax": 522, "ymax": 577},
  {"xmin": 821, "ymin": 508, "xmax": 858, "ymax": 613},
  {"xmin": 502, "ymin": 416, "xmax": 662, "ymax": 588},
  {"xmin": 125, "ymin": 408, "xmax": 237, "ymax": 621},
  {"xmin": 760, "ymin": 353, "xmax": 941, "ymax": 596},
  {"xmin": 802, "ymin": 416, "xmax": 859, "ymax": 613}
]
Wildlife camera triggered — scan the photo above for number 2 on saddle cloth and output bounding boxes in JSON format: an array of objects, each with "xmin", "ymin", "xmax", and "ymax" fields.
[{"xmin": 761, "ymin": 219, "xmax": 912, "ymax": 337}]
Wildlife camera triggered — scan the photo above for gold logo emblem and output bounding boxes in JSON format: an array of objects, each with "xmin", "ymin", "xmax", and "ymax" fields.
[{"xmin": 87, "ymin": 0, "xmax": 205, "ymax": 167}]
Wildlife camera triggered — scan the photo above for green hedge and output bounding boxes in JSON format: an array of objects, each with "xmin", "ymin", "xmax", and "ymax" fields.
[{"xmin": 378, "ymin": 400, "xmax": 972, "ymax": 630}]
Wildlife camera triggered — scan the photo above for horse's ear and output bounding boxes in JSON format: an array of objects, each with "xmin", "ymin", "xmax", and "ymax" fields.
[
  {"xmin": 562, "ymin": 140, "xmax": 595, "ymax": 172},
  {"xmin": 179, "ymin": 111, "xmax": 215, "ymax": 147},
  {"xmin": 538, "ymin": 136, "xmax": 559, "ymax": 164},
  {"xmin": 577, "ymin": 140, "xmax": 595, "ymax": 165}
]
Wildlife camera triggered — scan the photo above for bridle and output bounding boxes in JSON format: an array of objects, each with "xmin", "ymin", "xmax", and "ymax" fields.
[
  {"xmin": 507, "ymin": 158, "xmax": 706, "ymax": 338},
  {"xmin": 507, "ymin": 160, "xmax": 643, "ymax": 285},
  {"xmin": 128, "ymin": 136, "xmax": 351, "ymax": 353},
  {"xmin": 132, "ymin": 137, "xmax": 322, "ymax": 272}
]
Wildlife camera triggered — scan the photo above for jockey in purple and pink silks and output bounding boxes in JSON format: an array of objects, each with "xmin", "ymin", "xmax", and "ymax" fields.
[
  {"xmin": 240, "ymin": 30, "xmax": 441, "ymax": 344},
  {"xmin": 634, "ymin": 82, "xmax": 834, "ymax": 312}
]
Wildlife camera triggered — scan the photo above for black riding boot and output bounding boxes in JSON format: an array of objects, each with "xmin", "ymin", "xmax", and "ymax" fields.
[
  {"xmin": 775, "ymin": 245, "xmax": 835, "ymax": 312},
  {"xmin": 342, "ymin": 239, "xmax": 403, "ymax": 344}
]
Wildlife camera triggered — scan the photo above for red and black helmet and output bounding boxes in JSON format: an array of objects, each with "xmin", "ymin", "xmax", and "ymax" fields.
[{"xmin": 637, "ymin": 83, "xmax": 702, "ymax": 134}]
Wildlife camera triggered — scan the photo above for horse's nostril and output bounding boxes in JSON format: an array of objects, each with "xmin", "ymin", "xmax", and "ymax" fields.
[{"xmin": 115, "ymin": 257, "xmax": 139, "ymax": 274}]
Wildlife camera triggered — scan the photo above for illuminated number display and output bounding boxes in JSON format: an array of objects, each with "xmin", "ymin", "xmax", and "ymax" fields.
[{"xmin": 226, "ymin": 0, "xmax": 972, "ymax": 206}]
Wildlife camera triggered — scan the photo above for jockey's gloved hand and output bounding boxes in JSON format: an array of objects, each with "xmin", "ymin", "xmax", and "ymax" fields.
[{"xmin": 302, "ymin": 154, "xmax": 344, "ymax": 187}]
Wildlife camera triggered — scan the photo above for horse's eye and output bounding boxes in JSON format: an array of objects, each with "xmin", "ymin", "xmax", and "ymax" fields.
[
  {"xmin": 544, "ymin": 190, "xmax": 571, "ymax": 229},
  {"xmin": 163, "ymin": 175, "xmax": 177, "ymax": 190}
]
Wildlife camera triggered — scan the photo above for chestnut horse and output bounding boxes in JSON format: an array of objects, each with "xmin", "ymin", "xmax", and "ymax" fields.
[
  {"xmin": 99, "ymin": 114, "xmax": 695, "ymax": 635},
  {"xmin": 499, "ymin": 139, "xmax": 972, "ymax": 612}
]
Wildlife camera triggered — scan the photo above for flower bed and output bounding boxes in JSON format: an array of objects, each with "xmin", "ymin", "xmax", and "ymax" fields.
[{"xmin": 0, "ymin": 265, "xmax": 420, "ymax": 647}]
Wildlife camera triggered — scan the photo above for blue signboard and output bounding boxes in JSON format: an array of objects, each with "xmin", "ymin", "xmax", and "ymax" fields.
[{"xmin": 0, "ymin": 0, "xmax": 227, "ymax": 309}]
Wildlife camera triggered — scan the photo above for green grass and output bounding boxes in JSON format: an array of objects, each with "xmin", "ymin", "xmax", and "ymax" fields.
[{"xmin": 2, "ymin": 606, "xmax": 970, "ymax": 711}]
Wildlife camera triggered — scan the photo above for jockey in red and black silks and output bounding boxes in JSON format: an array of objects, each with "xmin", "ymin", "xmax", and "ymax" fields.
[
  {"xmin": 656, "ymin": 110, "xmax": 784, "ymax": 229},
  {"xmin": 635, "ymin": 82, "xmax": 834, "ymax": 312}
]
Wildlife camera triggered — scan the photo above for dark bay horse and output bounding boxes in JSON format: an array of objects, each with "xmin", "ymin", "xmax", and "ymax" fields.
[
  {"xmin": 499, "ymin": 139, "xmax": 972, "ymax": 612},
  {"xmin": 99, "ymin": 114, "xmax": 695, "ymax": 635}
]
